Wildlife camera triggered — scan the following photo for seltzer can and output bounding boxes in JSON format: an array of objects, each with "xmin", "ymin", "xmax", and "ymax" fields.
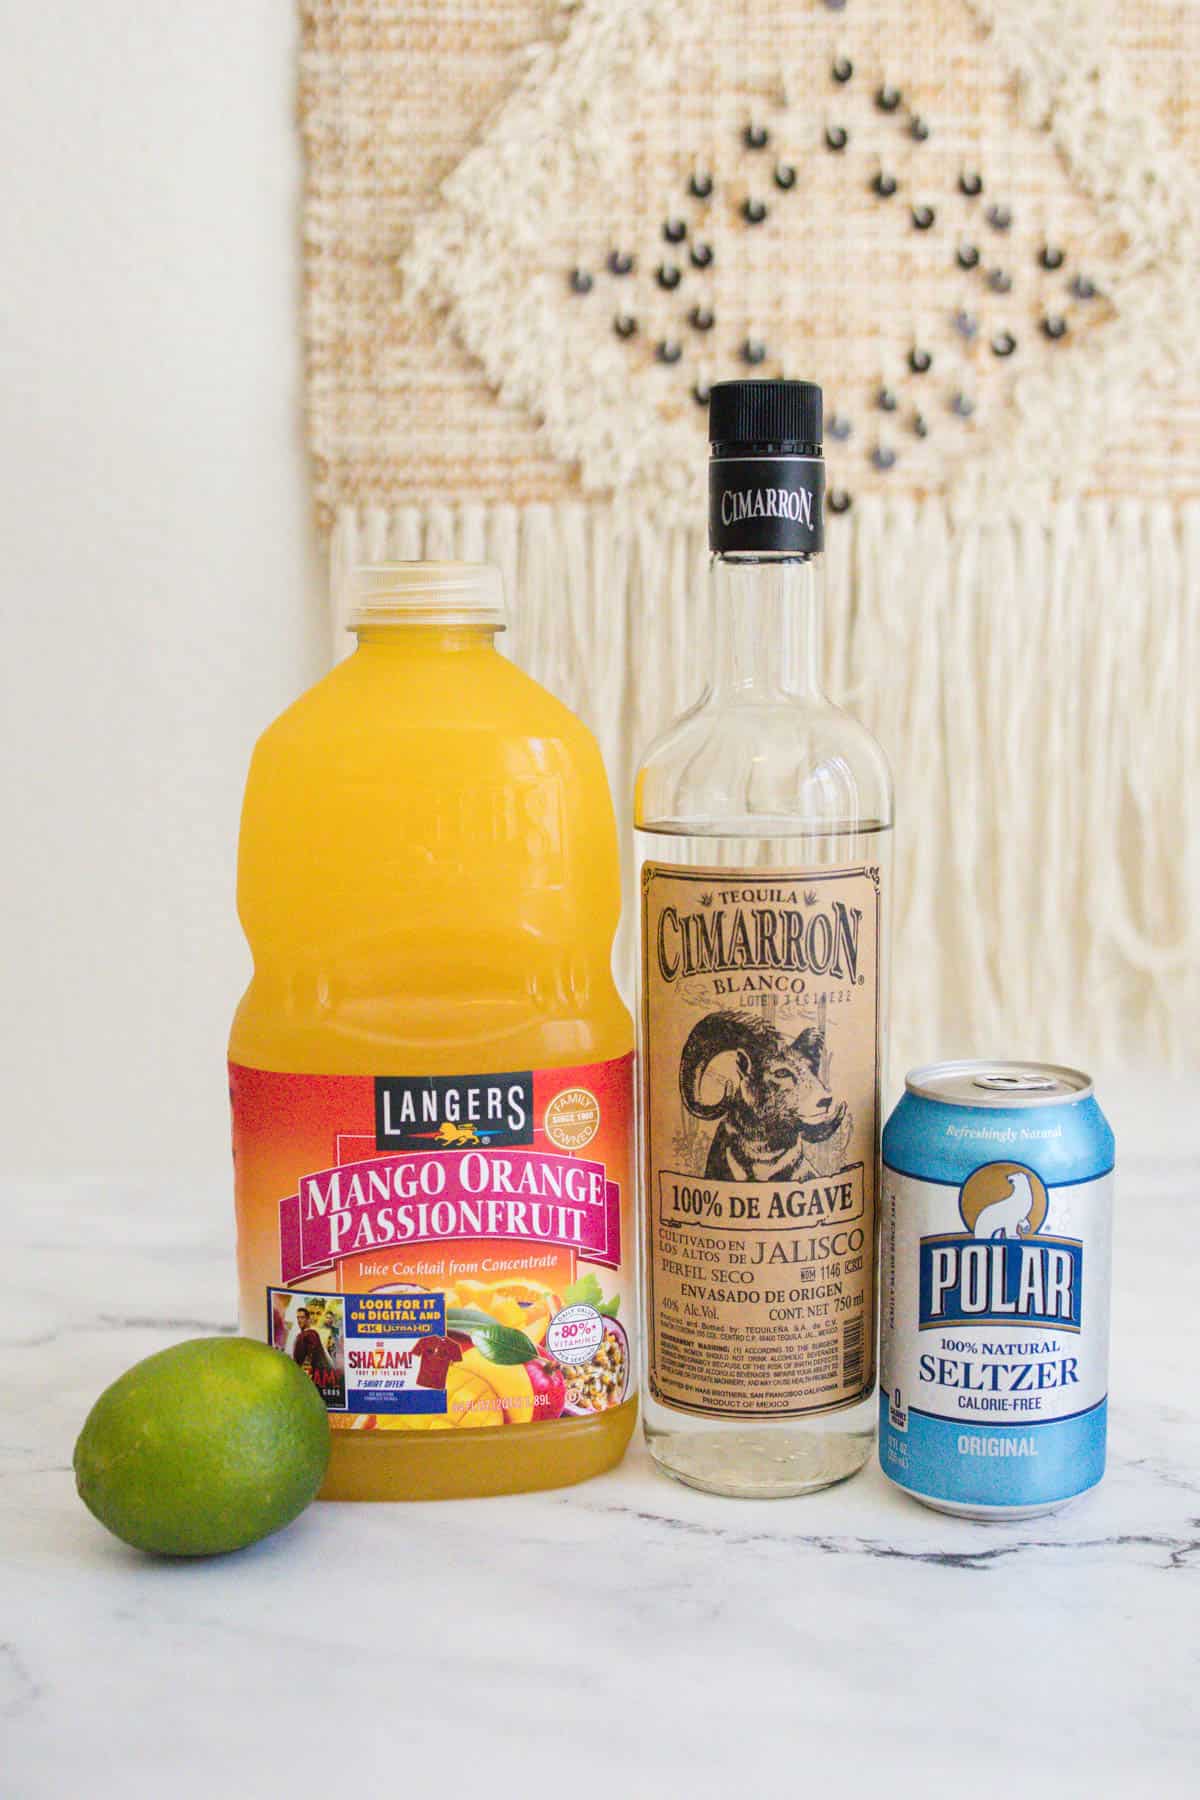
[{"xmin": 879, "ymin": 1061, "xmax": 1114, "ymax": 1518}]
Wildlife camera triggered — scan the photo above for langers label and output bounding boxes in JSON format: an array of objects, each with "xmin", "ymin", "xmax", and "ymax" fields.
[
  {"xmin": 230, "ymin": 1056, "xmax": 634, "ymax": 1431},
  {"xmin": 640, "ymin": 864, "xmax": 881, "ymax": 1419}
]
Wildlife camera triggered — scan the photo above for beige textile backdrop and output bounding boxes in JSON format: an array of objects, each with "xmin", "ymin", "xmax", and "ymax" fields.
[{"xmin": 300, "ymin": 0, "xmax": 1200, "ymax": 1075}]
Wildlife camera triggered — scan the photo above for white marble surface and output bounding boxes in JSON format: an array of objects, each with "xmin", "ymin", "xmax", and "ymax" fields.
[{"xmin": 6, "ymin": 1074, "xmax": 1198, "ymax": 1799}]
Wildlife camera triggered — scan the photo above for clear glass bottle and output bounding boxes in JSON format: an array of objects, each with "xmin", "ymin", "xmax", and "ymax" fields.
[{"xmin": 636, "ymin": 382, "xmax": 893, "ymax": 1497}]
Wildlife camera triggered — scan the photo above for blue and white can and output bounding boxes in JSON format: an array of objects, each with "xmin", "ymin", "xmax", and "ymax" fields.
[{"xmin": 879, "ymin": 1061, "xmax": 1114, "ymax": 1519}]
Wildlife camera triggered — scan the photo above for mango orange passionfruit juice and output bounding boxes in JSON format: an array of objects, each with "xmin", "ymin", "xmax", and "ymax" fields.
[{"xmin": 229, "ymin": 563, "xmax": 636, "ymax": 1499}]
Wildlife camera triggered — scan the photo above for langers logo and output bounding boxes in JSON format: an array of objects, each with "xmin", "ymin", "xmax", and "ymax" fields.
[
  {"xmin": 374, "ymin": 1073, "xmax": 533, "ymax": 1152},
  {"xmin": 918, "ymin": 1163, "xmax": 1083, "ymax": 1332}
]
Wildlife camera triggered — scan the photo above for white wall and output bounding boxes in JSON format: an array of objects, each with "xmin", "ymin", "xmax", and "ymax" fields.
[{"xmin": 0, "ymin": 6, "xmax": 326, "ymax": 1177}]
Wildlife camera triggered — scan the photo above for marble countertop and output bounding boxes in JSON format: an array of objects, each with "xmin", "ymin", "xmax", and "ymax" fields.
[{"xmin": 6, "ymin": 1074, "xmax": 1197, "ymax": 1799}]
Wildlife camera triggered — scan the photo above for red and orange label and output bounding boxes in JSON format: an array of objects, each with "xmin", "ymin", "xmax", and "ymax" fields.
[{"xmin": 230, "ymin": 1056, "xmax": 634, "ymax": 1431}]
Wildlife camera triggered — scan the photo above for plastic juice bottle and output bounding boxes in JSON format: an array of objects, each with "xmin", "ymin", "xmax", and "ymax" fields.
[{"xmin": 229, "ymin": 562, "xmax": 637, "ymax": 1499}]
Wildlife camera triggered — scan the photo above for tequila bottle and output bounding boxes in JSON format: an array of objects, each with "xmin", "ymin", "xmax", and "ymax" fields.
[{"xmin": 636, "ymin": 381, "xmax": 893, "ymax": 1497}]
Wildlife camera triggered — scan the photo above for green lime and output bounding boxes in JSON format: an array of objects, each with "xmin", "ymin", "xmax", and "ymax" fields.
[{"xmin": 74, "ymin": 1336, "xmax": 330, "ymax": 1556}]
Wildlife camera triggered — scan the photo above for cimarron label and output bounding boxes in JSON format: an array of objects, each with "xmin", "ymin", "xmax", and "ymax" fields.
[{"xmin": 641, "ymin": 863, "xmax": 881, "ymax": 1419}]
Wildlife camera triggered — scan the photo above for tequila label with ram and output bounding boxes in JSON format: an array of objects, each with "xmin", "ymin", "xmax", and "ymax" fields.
[{"xmin": 635, "ymin": 380, "xmax": 893, "ymax": 1499}]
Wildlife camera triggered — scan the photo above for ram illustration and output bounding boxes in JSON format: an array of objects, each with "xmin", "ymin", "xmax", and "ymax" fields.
[{"xmin": 679, "ymin": 1008, "xmax": 850, "ymax": 1182}]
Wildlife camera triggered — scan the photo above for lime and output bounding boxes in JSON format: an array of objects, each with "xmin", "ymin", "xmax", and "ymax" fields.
[{"xmin": 74, "ymin": 1336, "xmax": 330, "ymax": 1556}]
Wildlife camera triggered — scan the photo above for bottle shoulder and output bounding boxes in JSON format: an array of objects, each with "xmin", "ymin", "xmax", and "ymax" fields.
[
  {"xmin": 635, "ymin": 696, "xmax": 893, "ymax": 829},
  {"xmin": 229, "ymin": 984, "xmax": 633, "ymax": 1075},
  {"xmin": 252, "ymin": 644, "xmax": 596, "ymax": 760},
  {"xmin": 240, "ymin": 647, "xmax": 618, "ymax": 860},
  {"xmin": 234, "ymin": 643, "xmax": 626, "ymax": 1021}
]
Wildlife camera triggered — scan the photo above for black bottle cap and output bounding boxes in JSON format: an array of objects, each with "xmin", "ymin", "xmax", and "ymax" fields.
[
  {"xmin": 708, "ymin": 381, "xmax": 825, "ymax": 555},
  {"xmin": 708, "ymin": 379, "xmax": 823, "ymax": 452}
]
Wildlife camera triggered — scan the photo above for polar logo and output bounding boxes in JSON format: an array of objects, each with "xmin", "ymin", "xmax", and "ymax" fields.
[
  {"xmin": 971, "ymin": 1169, "xmax": 1038, "ymax": 1240},
  {"xmin": 918, "ymin": 1162, "xmax": 1082, "ymax": 1331},
  {"xmin": 958, "ymin": 1162, "xmax": 1048, "ymax": 1240}
]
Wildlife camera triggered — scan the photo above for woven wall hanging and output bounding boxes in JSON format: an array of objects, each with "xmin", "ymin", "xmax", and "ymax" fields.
[{"xmin": 300, "ymin": 0, "xmax": 1200, "ymax": 1073}]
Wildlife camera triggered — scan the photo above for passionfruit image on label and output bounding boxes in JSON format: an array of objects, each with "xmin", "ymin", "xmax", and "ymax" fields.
[
  {"xmin": 559, "ymin": 1317, "xmax": 630, "ymax": 1416},
  {"xmin": 546, "ymin": 1301, "xmax": 605, "ymax": 1364}
]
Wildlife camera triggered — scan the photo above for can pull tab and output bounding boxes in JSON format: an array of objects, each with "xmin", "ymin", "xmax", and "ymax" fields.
[{"xmin": 973, "ymin": 1073, "xmax": 1059, "ymax": 1093}]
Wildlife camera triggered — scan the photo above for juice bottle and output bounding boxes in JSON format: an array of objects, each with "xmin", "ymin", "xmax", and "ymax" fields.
[{"xmin": 229, "ymin": 562, "xmax": 636, "ymax": 1499}]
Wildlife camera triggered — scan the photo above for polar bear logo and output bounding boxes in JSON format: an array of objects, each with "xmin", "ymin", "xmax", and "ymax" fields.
[{"xmin": 971, "ymin": 1169, "xmax": 1038, "ymax": 1240}]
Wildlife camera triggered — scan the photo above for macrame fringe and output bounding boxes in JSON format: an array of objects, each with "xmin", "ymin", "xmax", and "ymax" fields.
[{"xmin": 330, "ymin": 497, "xmax": 1200, "ymax": 1075}]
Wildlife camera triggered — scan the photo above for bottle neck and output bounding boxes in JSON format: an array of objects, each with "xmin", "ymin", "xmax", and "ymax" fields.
[
  {"xmin": 352, "ymin": 623, "xmax": 501, "ymax": 655},
  {"xmin": 708, "ymin": 553, "xmax": 826, "ymax": 703}
]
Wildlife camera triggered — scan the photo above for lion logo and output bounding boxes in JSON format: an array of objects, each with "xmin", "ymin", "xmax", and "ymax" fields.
[{"xmin": 433, "ymin": 1121, "xmax": 483, "ymax": 1148}]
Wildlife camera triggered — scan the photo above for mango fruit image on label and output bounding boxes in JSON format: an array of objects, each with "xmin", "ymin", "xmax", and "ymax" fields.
[{"xmin": 353, "ymin": 1349, "xmax": 537, "ymax": 1430}]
